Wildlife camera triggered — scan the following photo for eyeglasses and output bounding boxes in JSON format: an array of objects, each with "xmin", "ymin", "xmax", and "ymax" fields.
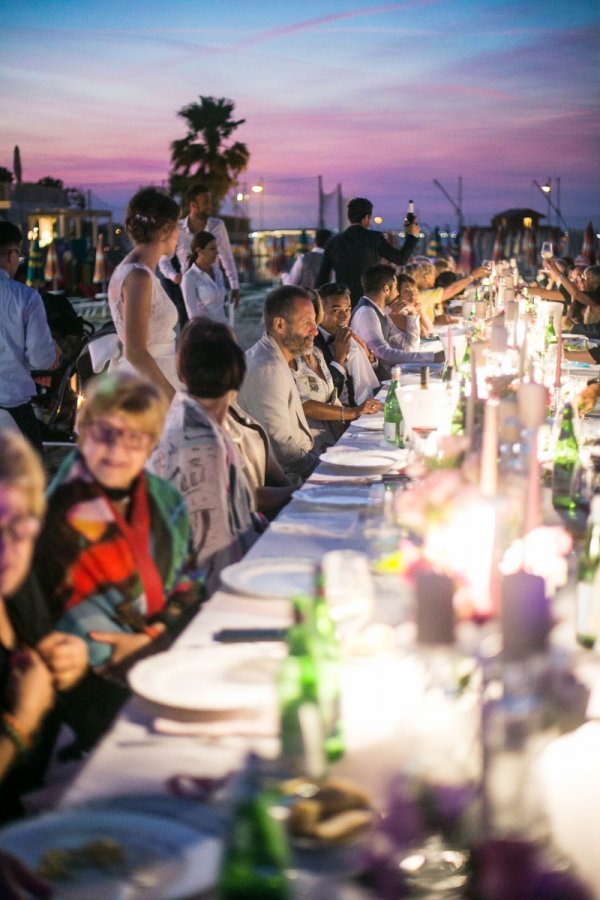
[
  {"xmin": 83, "ymin": 420, "xmax": 153, "ymax": 450},
  {"xmin": 0, "ymin": 514, "xmax": 41, "ymax": 544}
]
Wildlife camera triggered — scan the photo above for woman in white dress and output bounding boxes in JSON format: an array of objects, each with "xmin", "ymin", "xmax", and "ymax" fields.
[
  {"xmin": 108, "ymin": 188, "xmax": 181, "ymax": 402},
  {"xmin": 181, "ymin": 231, "xmax": 227, "ymax": 323}
]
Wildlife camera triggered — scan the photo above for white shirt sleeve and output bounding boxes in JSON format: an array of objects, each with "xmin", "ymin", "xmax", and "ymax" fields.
[
  {"xmin": 208, "ymin": 218, "xmax": 239, "ymax": 290},
  {"xmin": 352, "ymin": 306, "xmax": 434, "ymax": 366},
  {"xmin": 282, "ymin": 254, "xmax": 304, "ymax": 286}
]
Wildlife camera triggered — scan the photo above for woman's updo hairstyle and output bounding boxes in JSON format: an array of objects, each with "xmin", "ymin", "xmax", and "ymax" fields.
[
  {"xmin": 125, "ymin": 187, "xmax": 180, "ymax": 244},
  {"xmin": 186, "ymin": 230, "xmax": 217, "ymax": 270}
]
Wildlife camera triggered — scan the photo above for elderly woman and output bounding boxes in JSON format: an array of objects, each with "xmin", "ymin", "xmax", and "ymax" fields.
[
  {"xmin": 290, "ymin": 290, "xmax": 381, "ymax": 454},
  {"xmin": 181, "ymin": 231, "xmax": 227, "ymax": 323},
  {"xmin": 13, "ymin": 371, "xmax": 202, "ymax": 678},
  {"xmin": 149, "ymin": 318, "xmax": 260, "ymax": 593},
  {"xmin": 0, "ymin": 432, "xmax": 88, "ymax": 821}
]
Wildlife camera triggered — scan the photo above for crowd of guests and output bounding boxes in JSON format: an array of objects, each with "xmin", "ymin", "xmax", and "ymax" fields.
[{"xmin": 4, "ymin": 183, "xmax": 598, "ymax": 843}]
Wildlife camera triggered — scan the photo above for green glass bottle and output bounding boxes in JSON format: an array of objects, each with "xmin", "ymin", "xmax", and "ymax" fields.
[
  {"xmin": 576, "ymin": 496, "xmax": 600, "ymax": 649},
  {"xmin": 552, "ymin": 401, "xmax": 579, "ymax": 510},
  {"xmin": 450, "ymin": 376, "xmax": 467, "ymax": 436},
  {"xmin": 383, "ymin": 365, "xmax": 404, "ymax": 447},
  {"xmin": 278, "ymin": 596, "xmax": 326, "ymax": 778},
  {"xmin": 314, "ymin": 567, "xmax": 344, "ymax": 762},
  {"xmin": 217, "ymin": 754, "xmax": 291, "ymax": 899},
  {"xmin": 545, "ymin": 316, "xmax": 558, "ymax": 348}
]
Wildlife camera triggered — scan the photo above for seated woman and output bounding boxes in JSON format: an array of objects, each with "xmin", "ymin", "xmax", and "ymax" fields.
[
  {"xmin": 548, "ymin": 260, "xmax": 600, "ymax": 325},
  {"xmin": 11, "ymin": 371, "xmax": 203, "ymax": 677},
  {"xmin": 181, "ymin": 231, "xmax": 228, "ymax": 324},
  {"xmin": 148, "ymin": 318, "xmax": 259, "ymax": 594},
  {"xmin": 409, "ymin": 260, "xmax": 488, "ymax": 325},
  {"xmin": 0, "ymin": 432, "xmax": 88, "ymax": 821},
  {"xmin": 290, "ymin": 291, "xmax": 381, "ymax": 455},
  {"xmin": 389, "ymin": 273, "xmax": 432, "ymax": 340}
]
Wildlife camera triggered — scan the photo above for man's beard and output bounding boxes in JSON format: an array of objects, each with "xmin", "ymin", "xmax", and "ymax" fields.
[{"xmin": 283, "ymin": 333, "xmax": 314, "ymax": 356}]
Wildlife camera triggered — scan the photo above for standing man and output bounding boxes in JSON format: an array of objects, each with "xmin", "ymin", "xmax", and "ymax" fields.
[
  {"xmin": 317, "ymin": 197, "xmax": 420, "ymax": 306},
  {"xmin": 158, "ymin": 184, "xmax": 240, "ymax": 326},
  {"xmin": 237, "ymin": 286, "xmax": 319, "ymax": 483},
  {"xmin": 0, "ymin": 222, "xmax": 59, "ymax": 452},
  {"xmin": 284, "ymin": 228, "xmax": 332, "ymax": 289}
]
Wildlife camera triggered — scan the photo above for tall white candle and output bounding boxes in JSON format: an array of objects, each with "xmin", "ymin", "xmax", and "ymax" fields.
[{"xmin": 480, "ymin": 398, "xmax": 499, "ymax": 497}]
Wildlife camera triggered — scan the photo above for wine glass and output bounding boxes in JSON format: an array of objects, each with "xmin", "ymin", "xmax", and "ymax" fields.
[{"xmin": 540, "ymin": 241, "xmax": 554, "ymax": 262}]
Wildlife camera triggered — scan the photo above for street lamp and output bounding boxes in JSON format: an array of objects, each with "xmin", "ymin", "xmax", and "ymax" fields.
[
  {"xmin": 251, "ymin": 179, "xmax": 265, "ymax": 230},
  {"xmin": 532, "ymin": 178, "xmax": 567, "ymax": 231}
]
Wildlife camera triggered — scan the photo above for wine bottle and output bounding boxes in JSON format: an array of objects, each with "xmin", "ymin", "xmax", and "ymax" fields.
[
  {"xmin": 217, "ymin": 753, "xmax": 291, "ymax": 899},
  {"xmin": 313, "ymin": 565, "xmax": 344, "ymax": 762},
  {"xmin": 383, "ymin": 365, "xmax": 404, "ymax": 447},
  {"xmin": 404, "ymin": 199, "xmax": 416, "ymax": 226},
  {"xmin": 551, "ymin": 401, "xmax": 579, "ymax": 510},
  {"xmin": 420, "ymin": 366, "xmax": 430, "ymax": 389},
  {"xmin": 576, "ymin": 496, "xmax": 600, "ymax": 649}
]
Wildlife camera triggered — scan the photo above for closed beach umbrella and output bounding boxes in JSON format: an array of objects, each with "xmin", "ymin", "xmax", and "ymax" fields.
[
  {"xmin": 93, "ymin": 235, "xmax": 107, "ymax": 288},
  {"xmin": 458, "ymin": 227, "xmax": 474, "ymax": 273},
  {"xmin": 523, "ymin": 228, "xmax": 536, "ymax": 268},
  {"xmin": 581, "ymin": 222, "xmax": 596, "ymax": 266},
  {"xmin": 44, "ymin": 241, "xmax": 60, "ymax": 290},
  {"xmin": 26, "ymin": 236, "xmax": 44, "ymax": 288},
  {"xmin": 492, "ymin": 226, "xmax": 504, "ymax": 263}
]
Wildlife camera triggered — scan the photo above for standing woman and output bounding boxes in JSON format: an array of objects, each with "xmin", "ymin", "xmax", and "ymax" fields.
[
  {"xmin": 108, "ymin": 188, "xmax": 181, "ymax": 402},
  {"xmin": 181, "ymin": 231, "xmax": 227, "ymax": 324}
]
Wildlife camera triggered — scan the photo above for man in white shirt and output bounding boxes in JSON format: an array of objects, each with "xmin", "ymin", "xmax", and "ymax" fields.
[
  {"xmin": 314, "ymin": 282, "xmax": 380, "ymax": 406},
  {"xmin": 158, "ymin": 184, "xmax": 240, "ymax": 324},
  {"xmin": 284, "ymin": 229, "xmax": 331, "ymax": 289},
  {"xmin": 352, "ymin": 264, "xmax": 444, "ymax": 379},
  {"xmin": 0, "ymin": 222, "xmax": 59, "ymax": 452},
  {"xmin": 237, "ymin": 286, "xmax": 319, "ymax": 483}
]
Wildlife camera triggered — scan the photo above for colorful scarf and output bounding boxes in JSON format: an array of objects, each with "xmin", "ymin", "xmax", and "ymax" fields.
[{"xmin": 34, "ymin": 451, "xmax": 203, "ymax": 666}]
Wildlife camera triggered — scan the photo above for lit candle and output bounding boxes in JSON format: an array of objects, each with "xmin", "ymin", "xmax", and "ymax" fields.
[
  {"xmin": 480, "ymin": 398, "xmax": 499, "ymax": 497},
  {"xmin": 554, "ymin": 316, "xmax": 563, "ymax": 389}
]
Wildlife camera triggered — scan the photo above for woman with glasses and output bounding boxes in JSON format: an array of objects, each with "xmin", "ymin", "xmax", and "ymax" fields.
[
  {"xmin": 14, "ymin": 372, "xmax": 203, "ymax": 699},
  {"xmin": 0, "ymin": 431, "xmax": 88, "ymax": 822}
]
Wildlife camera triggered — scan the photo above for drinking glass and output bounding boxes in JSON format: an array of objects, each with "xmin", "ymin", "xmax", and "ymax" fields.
[{"xmin": 540, "ymin": 241, "xmax": 554, "ymax": 262}]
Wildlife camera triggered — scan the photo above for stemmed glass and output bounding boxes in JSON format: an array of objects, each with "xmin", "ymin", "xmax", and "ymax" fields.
[{"xmin": 540, "ymin": 241, "xmax": 554, "ymax": 262}]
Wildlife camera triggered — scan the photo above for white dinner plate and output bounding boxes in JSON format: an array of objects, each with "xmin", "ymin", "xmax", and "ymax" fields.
[
  {"xmin": 128, "ymin": 644, "xmax": 282, "ymax": 712},
  {"xmin": 320, "ymin": 448, "xmax": 397, "ymax": 473},
  {"xmin": 352, "ymin": 415, "xmax": 385, "ymax": 431},
  {"xmin": 293, "ymin": 486, "xmax": 376, "ymax": 508},
  {"xmin": 0, "ymin": 807, "xmax": 221, "ymax": 900},
  {"xmin": 220, "ymin": 556, "xmax": 316, "ymax": 600}
]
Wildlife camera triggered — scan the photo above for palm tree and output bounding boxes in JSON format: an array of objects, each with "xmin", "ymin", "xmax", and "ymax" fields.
[{"xmin": 169, "ymin": 96, "xmax": 250, "ymax": 211}]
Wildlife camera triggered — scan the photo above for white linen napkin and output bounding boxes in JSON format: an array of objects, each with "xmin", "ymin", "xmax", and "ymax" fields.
[{"xmin": 270, "ymin": 509, "xmax": 357, "ymax": 538}]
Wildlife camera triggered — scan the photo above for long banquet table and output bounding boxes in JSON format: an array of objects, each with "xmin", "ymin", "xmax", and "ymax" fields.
[{"xmin": 54, "ymin": 371, "xmax": 600, "ymax": 897}]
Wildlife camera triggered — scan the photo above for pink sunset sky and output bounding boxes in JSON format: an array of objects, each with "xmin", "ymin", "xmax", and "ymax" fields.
[{"xmin": 3, "ymin": 0, "xmax": 599, "ymax": 231}]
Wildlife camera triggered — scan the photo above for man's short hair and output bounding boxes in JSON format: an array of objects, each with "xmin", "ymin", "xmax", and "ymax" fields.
[
  {"xmin": 347, "ymin": 198, "xmax": 373, "ymax": 224},
  {"xmin": 264, "ymin": 285, "xmax": 312, "ymax": 332},
  {"xmin": 361, "ymin": 264, "xmax": 397, "ymax": 294},
  {"xmin": 318, "ymin": 281, "xmax": 350, "ymax": 301},
  {"xmin": 315, "ymin": 228, "xmax": 332, "ymax": 248},
  {"xmin": 0, "ymin": 221, "xmax": 23, "ymax": 252},
  {"xmin": 185, "ymin": 183, "xmax": 210, "ymax": 206}
]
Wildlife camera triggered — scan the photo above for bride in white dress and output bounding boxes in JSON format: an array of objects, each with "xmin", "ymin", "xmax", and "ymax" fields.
[{"xmin": 108, "ymin": 188, "xmax": 181, "ymax": 402}]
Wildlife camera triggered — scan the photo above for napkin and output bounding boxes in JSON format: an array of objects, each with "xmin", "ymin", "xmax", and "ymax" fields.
[
  {"xmin": 153, "ymin": 708, "xmax": 278, "ymax": 738},
  {"xmin": 270, "ymin": 509, "xmax": 357, "ymax": 538}
]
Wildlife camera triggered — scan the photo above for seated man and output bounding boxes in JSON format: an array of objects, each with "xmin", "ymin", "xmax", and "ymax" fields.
[
  {"xmin": 314, "ymin": 282, "xmax": 380, "ymax": 406},
  {"xmin": 351, "ymin": 265, "xmax": 445, "ymax": 380},
  {"xmin": 237, "ymin": 286, "xmax": 319, "ymax": 483}
]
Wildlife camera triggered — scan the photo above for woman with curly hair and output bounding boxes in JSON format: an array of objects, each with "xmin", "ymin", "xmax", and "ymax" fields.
[{"xmin": 108, "ymin": 187, "xmax": 181, "ymax": 402}]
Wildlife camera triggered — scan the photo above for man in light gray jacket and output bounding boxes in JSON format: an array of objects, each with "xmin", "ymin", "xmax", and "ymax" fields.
[{"xmin": 237, "ymin": 286, "xmax": 319, "ymax": 483}]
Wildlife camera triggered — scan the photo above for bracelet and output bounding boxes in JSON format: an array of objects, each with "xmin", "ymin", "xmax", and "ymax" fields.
[{"xmin": 1, "ymin": 712, "xmax": 32, "ymax": 754}]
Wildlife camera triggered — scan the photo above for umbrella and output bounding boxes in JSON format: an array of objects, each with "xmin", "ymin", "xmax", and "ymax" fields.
[
  {"xmin": 13, "ymin": 145, "xmax": 22, "ymax": 184},
  {"xmin": 43, "ymin": 241, "xmax": 60, "ymax": 291},
  {"xmin": 581, "ymin": 221, "xmax": 596, "ymax": 266},
  {"xmin": 427, "ymin": 226, "xmax": 440, "ymax": 258},
  {"xmin": 92, "ymin": 235, "xmax": 107, "ymax": 291},
  {"xmin": 458, "ymin": 227, "xmax": 475, "ymax": 273},
  {"xmin": 492, "ymin": 226, "xmax": 504, "ymax": 263},
  {"xmin": 26, "ymin": 236, "xmax": 44, "ymax": 288}
]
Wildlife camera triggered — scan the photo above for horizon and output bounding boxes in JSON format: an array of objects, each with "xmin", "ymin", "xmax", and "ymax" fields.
[{"xmin": 3, "ymin": 0, "xmax": 599, "ymax": 234}]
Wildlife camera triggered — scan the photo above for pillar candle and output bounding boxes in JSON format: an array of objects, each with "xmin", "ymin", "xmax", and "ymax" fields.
[{"xmin": 480, "ymin": 398, "xmax": 499, "ymax": 497}]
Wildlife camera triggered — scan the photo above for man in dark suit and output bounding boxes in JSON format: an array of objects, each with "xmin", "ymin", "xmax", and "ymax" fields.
[
  {"xmin": 314, "ymin": 282, "xmax": 380, "ymax": 407},
  {"xmin": 317, "ymin": 197, "xmax": 420, "ymax": 306}
]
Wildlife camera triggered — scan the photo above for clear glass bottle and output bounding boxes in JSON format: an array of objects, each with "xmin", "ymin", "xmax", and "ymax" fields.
[
  {"xmin": 313, "ymin": 565, "xmax": 344, "ymax": 762},
  {"xmin": 576, "ymin": 495, "xmax": 600, "ymax": 649},
  {"xmin": 551, "ymin": 401, "xmax": 579, "ymax": 510},
  {"xmin": 384, "ymin": 365, "xmax": 404, "ymax": 447}
]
